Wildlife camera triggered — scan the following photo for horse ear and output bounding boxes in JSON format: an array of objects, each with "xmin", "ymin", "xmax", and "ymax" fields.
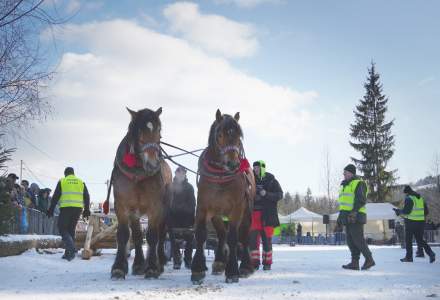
[
  {"xmin": 234, "ymin": 112, "xmax": 240, "ymax": 122},
  {"xmin": 126, "ymin": 107, "xmax": 137, "ymax": 119},
  {"xmin": 155, "ymin": 107, "xmax": 162, "ymax": 116},
  {"xmin": 216, "ymin": 109, "xmax": 222, "ymax": 122}
]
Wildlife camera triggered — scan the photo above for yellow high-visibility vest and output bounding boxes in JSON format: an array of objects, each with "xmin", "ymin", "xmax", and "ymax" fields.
[
  {"xmin": 405, "ymin": 195, "xmax": 425, "ymax": 221},
  {"xmin": 338, "ymin": 179, "xmax": 367, "ymax": 214},
  {"xmin": 59, "ymin": 175, "xmax": 84, "ymax": 208}
]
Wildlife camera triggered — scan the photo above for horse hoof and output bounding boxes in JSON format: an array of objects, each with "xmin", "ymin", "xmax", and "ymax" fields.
[
  {"xmin": 144, "ymin": 269, "xmax": 160, "ymax": 279},
  {"xmin": 239, "ymin": 267, "xmax": 253, "ymax": 278},
  {"xmin": 191, "ymin": 272, "xmax": 205, "ymax": 285},
  {"xmin": 225, "ymin": 275, "xmax": 239, "ymax": 283},
  {"xmin": 212, "ymin": 261, "xmax": 225, "ymax": 275},
  {"xmin": 132, "ymin": 264, "xmax": 145, "ymax": 276},
  {"xmin": 111, "ymin": 269, "xmax": 126, "ymax": 280}
]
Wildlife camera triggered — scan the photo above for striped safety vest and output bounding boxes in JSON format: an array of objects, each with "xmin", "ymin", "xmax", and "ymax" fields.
[
  {"xmin": 59, "ymin": 175, "xmax": 84, "ymax": 208},
  {"xmin": 338, "ymin": 179, "xmax": 367, "ymax": 214},
  {"xmin": 405, "ymin": 195, "xmax": 425, "ymax": 221}
]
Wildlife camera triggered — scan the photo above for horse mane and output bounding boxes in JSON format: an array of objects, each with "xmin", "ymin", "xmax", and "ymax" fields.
[
  {"xmin": 207, "ymin": 114, "xmax": 243, "ymax": 149},
  {"xmin": 127, "ymin": 108, "xmax": 161, "ymax": 145}
]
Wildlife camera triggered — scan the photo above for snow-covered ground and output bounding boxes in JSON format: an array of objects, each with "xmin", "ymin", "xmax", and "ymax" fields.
[{"xmin": 0, "ymin": 245, "xmax": 439, "ymax": 300}]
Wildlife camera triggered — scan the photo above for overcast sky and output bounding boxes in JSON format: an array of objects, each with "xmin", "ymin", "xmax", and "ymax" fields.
[{"xmin": 6, "ymin": 0, "xmax": 440, "ymax": 203}]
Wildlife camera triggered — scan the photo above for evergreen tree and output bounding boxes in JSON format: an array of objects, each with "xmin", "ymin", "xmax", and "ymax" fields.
[
  {"xmin": 293, "ymin": 192, "xmax": 301, "ymax": 211},
  {"xmin": 0, "ymin": 144, "xmax": 14, "ymax": 235},
  {"xmin": 350, "ymin": 62, "xmax": 396, "ymax": 202}
]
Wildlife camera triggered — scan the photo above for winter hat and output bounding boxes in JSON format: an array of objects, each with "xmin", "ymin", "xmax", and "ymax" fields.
[
  {"xmin": 344, "ymin": 164, "xmax": 356, "ymax": 175},
  {"xmin": 176, "ymin": 166, "xmax": 187, "ymax": 174},
  {"xmin": 403, "ymin": 185, "xmax": 414, "ymax": 194},
  {"xmin": 64, "ymin": 167, "xmax": 74, "ymax": 176},
  {"xmin": 253, "ymin": 160, "xmax": 266, "ymax": 178}
]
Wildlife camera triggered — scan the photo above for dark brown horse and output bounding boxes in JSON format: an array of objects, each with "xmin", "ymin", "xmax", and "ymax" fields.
[
  {"xmin": 191, "ymin": 109, "xmax": 255, "ymax": 284},
  {"xmin": 109, "ymin": 107, "xmax": 172, "ymax": 279}
]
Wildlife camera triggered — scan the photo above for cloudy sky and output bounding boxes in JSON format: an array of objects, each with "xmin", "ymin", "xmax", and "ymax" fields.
[{"xmin": 7, "ymin": 0, "xmax": 440, "ymax": 203}]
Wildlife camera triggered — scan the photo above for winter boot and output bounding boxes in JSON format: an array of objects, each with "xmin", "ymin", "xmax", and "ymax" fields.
[
  {"xmin": 429, "ymin": 252, "xmax": 436, "ymax": 263},
  {"xmin": 400, "ymin": 257, "xmax": 413, "ymax": 262},
  {"xmin": 65, "ymin": 250, "xmax": 75, "ymax": 262},
  {"xmin": 262, "ymin": 264, "xmax": 271, "ymax": 271},
  {"xmin": 342, "ymin": 259, "xmax": 360, "ymax": 270},
  {"xmin": 361, "ymin": 257, "xmax": 375, "ymax": 270}
]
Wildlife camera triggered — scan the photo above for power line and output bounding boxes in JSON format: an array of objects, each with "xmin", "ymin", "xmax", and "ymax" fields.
[
  {"xmin": 15, "ymin": 132, "xmax": 66, "ymax": 167},
  {"xmin": 22, "ymin": 162, "xmax": 47, "ymax": 187}
]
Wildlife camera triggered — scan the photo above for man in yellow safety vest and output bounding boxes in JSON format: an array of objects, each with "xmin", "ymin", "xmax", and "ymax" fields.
[
  {"xmin": 47, "ymin": 167, "xmax": 90, "ymax": 261},
  {"xmin": 393, "ymin": 185, "xmax": 435, "ymax": 263},
  {"xmin": 337, "ymin": 164, "xmax": 375, "ymax": 270}
]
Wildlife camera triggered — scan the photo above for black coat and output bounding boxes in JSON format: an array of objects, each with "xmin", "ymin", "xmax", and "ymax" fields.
[
  {"xmin": 253, "ymin": 172, "xmax": 283, "ymax": 227},
  {"xmin": 167, "ymin": 178, "xmax": 196, "ymax": 228}
]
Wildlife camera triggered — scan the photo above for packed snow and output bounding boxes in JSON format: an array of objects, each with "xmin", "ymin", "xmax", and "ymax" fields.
[{"xmin": 0, "ymin": 245, "xmax": 439, "ymax": 300}]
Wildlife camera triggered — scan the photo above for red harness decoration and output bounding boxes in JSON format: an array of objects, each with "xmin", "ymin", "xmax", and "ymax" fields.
[
  {"xmin": 122, "ymin": 152, "xmax": 137, "ymax": 168},
  {"xmin": 199, "ymin": 150, "xmax": 249, "ymax": 184}
]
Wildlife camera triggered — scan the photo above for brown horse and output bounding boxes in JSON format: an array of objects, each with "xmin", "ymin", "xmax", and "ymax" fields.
[
  {"xmin": 109, "ymin": 107, "xmax": 172, "ymax": 279},
  {"xmin": 191, "ymin": 109, "xmax": 255, "ymax": 284}
]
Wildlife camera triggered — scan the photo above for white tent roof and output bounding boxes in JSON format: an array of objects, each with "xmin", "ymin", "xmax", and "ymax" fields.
[
  {"xmin": 279, "ymin": 207, "xmax": 323, "ymax": 223},
  {"xmin": 329, "ymin": 202, "xmax": 398, "ymax": 221}
]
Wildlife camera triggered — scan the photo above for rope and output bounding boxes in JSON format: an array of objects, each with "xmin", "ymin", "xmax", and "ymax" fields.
[
  {"xmin": 160, "ymin": 141, "xmax": 202, "ymax": 158},
  {"xmin": 160, "ymin": 146, "xmax": 199, "ymax": 175}
]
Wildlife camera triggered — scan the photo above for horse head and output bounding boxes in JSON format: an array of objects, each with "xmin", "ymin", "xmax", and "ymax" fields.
[
  {"xmin": 126, "ymin": 107, "xmax": 163, "ymax": 175},
  {"xmin": 208, "ymin": 109, "xmax": 243, "ymax": 172}
]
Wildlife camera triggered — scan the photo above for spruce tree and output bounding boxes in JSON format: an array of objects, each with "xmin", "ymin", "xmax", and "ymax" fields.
[{"xmin": 350, "ymin": 62, "xmax": 396, "ymax": 202}]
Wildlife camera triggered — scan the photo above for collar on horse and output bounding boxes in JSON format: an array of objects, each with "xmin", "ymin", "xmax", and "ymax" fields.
[
  {"xmin": 197, "ymin": 149, "xmax": 250, "ymax": 185},
  {"xmin": 115, "ymin": 137, "xmax": 162, "ymax": 182}
]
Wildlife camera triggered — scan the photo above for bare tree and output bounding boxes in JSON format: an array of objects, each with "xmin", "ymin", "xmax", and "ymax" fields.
[
  {"xmin": 431, "ymin": 152, "xmax": 440, "ymax": 192},
  {"xmin": 320, "ymin": 146, "xmax": 339, "ymax": 212},
  {"xmin": 0, "ymin": 0, "xmax": 65, "ymax": 130}
]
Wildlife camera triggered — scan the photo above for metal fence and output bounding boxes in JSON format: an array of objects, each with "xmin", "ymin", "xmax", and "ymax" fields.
[{"xmin": 8, "ymin": 207, "xmax": 59, "ymax": 235}]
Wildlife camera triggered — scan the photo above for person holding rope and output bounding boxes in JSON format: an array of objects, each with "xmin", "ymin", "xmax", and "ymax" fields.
[
  {"xmin": 47, "ymin": 167, "xmax": 90, "ymax": 261},
  {"xmin": 167, "ymin": 166, "xmax": 196, "ymax": 269}
]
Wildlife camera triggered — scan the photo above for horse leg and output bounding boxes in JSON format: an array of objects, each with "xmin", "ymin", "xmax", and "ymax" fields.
[
  {"xmin": 129, "ymin": 216, "xmax": 145, "ymax": 275},
  {"xmin": 211, "ymin": 216, "xmax": 227, "ymax": 275},
  {"xmin": 144, "ymin": 224, "xmax": 161, "ymax": 279},
  {"xmin": 111, "ymin": 222, "xmax": 130, "ymax": 279},
  {"xmin": 225, "ymin": 220, "xmax": 240, "ymax": 283},
  {"xmin": 157, "ymin": 221, "xmax": 167, "ymax": 274},
  {"xmin": 191, "ymin": 213, "xmax": 208, "ymax": 285},
  {"xmin": 239, "ymin": 207, "xmax": 253, "ymax": 278}
]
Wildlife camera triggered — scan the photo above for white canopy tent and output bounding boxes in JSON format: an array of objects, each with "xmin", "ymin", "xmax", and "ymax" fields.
[
  {"xmin": 329, "ymin": 202, "xmax": 399, "ymax": 240},
  {"xmin": 278, "ymin": 207, "xmax": 323, "ymax": 236},
  {"xmin": 329, "ymin": 203, "xmax": 398, "ymax": 221}
]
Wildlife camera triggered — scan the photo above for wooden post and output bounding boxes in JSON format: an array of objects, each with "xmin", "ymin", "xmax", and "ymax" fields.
[{"xmin": 82, "ymin": 223, "xmax": 94, "ymax": 260}]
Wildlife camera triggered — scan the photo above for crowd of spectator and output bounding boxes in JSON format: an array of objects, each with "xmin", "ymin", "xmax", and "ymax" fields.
[{"xmin": 6, "ymin": 173, "xmax": 58, "ymax": 215}]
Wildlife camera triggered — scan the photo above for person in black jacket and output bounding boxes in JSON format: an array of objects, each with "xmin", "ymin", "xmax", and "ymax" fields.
[
  {"xmin": 249, "ymin": 160, "xmax": 283, "ymax": 271},
  {"xmin": 393, "ymin": 185, "xmax": 435, "ymax": 263},
  {"xmin": 167, "ymin": 166, "xmax": 196, "ymax": 269}
]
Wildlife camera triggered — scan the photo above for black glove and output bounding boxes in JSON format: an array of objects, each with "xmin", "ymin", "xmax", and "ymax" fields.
[
  {"xmin": 46, "ymin": 208, "xmax": 53, "ymax": 218},
  {"xmin": 347, "ymin": 211, "xmax": 357, "ymax": 224},
  {"xmin": 393, "ymin": 208, "xmax": 401, "ymax": 216},
  {"xmin": 82, "ymin": 208, "xmax": 91, "ymax": 219}
]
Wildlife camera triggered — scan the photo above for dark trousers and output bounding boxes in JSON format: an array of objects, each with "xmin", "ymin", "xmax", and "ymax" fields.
[
  {"xmin": 404, "ymin": 220, "xmax": 433, "ymax": 259},
  {"xmin": 345, "ymin": 223, "xmax": 372, "ymax": 260},
  {"xmin": 169, "ymin": 229, "xmax": 194, "ymax": 266},
  {"xmin": 58, "ymin": 207, "xmax": 82, "ymax": 253}
]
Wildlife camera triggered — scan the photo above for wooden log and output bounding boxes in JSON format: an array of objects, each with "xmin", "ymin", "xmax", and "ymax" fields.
[{"xmin": 0, "ymin": 235, "xmax": 63, "ymax": 257}]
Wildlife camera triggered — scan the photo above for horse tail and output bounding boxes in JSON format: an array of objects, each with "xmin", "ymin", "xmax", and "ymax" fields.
[{"xmin": 103, "ymin": 167, "xmax": 115, "ymax": 214}]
